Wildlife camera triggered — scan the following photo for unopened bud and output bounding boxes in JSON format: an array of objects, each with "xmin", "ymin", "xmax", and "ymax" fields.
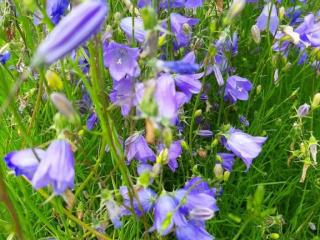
[
  {"xmin": 270, "ymin": 233, "xmax": 280, "ymax": 239},
  {"xmin": 256, "ymin": 85, "xmax": 262, "ymax": 95},
  {"xmin": 114, "ymin": 12, "xmax": 122, "ymax": 22},
  {"xmin": 156, "ymin": 148, "xmax": 169, "ymax": 164},
  {"xmin": 251, "ymin": 25, "xmax": 261, "ymax": 44},
  {"xmin": 309, "ymin": 136, "xmax": 317, "ymax": 164},
  {"xmin": 214, "ymin": 164, "xmax": 224, "ymax": 180},
  {"xmin": 297, "ymin": 103, "xmax": 310, "ymax": 118},
  {"xmin": 224, "ymin": 171, "xmax": 231, "ymax": 181},
  {"xmin": 224, "ymin": 0, "xmax": 246, "ymax": 25},
  {"xmin": 46, "ymin": 70, "xmax": 63, "ymax": 90},
  {"xmin": 180, "ymin": 140, "xmax": 189, "ymax": 150},
  {"xmin": 279, "ymin": 7, "xmax": 285, "ymax": 20},
  {"xmin": 162, "ymin": 127, "xmax": 172, "ymax": 147},
  {"xmin": 312, "ymin": 93, "xmax": 320, "ymax": 109},
  {"xmin": 50, "ymin": 92, "xmax": 79, "ymax": 124},
  {"xmin": 211, "ymin": 139, "xmax": 219, "ymax": 148},
  {"xmin": 194, "ymin": 109, "xmax": 202, "ymax": 117}
]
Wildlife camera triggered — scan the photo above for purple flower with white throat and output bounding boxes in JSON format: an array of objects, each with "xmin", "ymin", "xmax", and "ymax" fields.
[
  {"xmin": 224, "ymin": 75, "xmax": 252, "ymax": 103},
  {"xmin": 256, "ymin": 2, "xmax": 279, "ymax": 35},
  {"xmin": 125, "ymin": 133, "xmax": 155, "ymax": 163},
  {"xmin": 33, "ymin": 0, "xmax": 108, "ymax": 65},
  {"xmin": 104, "ymin": 42, "xmax": 140, "ymax": 81},
  {"xmin": 31, "ymin": 140, "xmax": 75, "ymax": 195},
  {"xmin": 222, "ymin": 128, "xmax": 267, "ymax": 170},
  {"xmin": 170, "ymin": 13, "xmax": 199, "ymax": 48},
  {"xmin": 4, "ymin": 149, "xmax": 45, "ymax": 180}
]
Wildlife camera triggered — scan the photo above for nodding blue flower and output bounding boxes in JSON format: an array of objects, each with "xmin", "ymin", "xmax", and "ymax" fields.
[
  {"xmin": 104, "ymin": 42, "xmax": 140, "ymax": 81},
  {"xmin": 295, "ymin": 14, "xmax": 320, "ymax": 47},
  {"xmin": 158, "ymin": 141, "xmax": 182, "ymax": 172},
  {"xmin": 86, "ymin": 112, "xmax": 98, "ymax": 130},
  {"xmin": 120, "ymin": 186, "xmax": 156, "ymax": 217},
  {"xmin": 137, "ymin": 0, "xmax": 203, "ymax": 9},
  {"xmin": 120, "ymin": 17, "xmax": 147, "ymax": 43},
  {"xmin": 125, "ymin": 133, "xmax": 155, "ymax": 163},
  {"xmin": 33, "ymin": 0, "xmax": 108, "ymax": 65},
  {"xmin": 110, "ymin": 76, "xmax": 138, "ymax": 116},
  {"xmin": 297, "ymin": 103, "xmax": 310, "ymax": 118},
  {"xmin": 286, "ymin": 7, "xmax": 303, "ymax": 26},
  {"xmin": 31, "ymin": 140, "xmax": 75, "ymax": 195},
  {"xmin": 0, "ymin": 51, "xmax": 10, "ymax": 64},
  {"xmin": 170, "ymin": 13, "xmax": 199, "ymax": 48},
  {"xmin": 217, "ymin": 153, "xmax": 235, "ymax": 171},
  {"xmin": 176, "ymin": 223, "xmax": 213, "ymax": 240},
  {"xmin": 224, "ymin": 75, "xmax": 252, "ymax": 103},
  {"xmin": 4, "ymin": 149, "xmax": 45, "ymax": 180},
  {"xmin": 222, "ymin": 128, "xmax": 267, "ymax": 170},
  {"xmin": 256, "ymin": 2, "xmax": 279, "ymax": 35},
  {"xmin": 154, "ymin": 74, "xmax": 186, "ymax": 124},
  {"xmin": 46, "ymin": 0, "xmax": 70, "ymax": 25},
  {"xmin": 105, "ymin": 198, "xmax": 124, "ymax": 229},
  {"xmin": 153, "ymin": 193, "xmax": 186, "ymax": 236}
]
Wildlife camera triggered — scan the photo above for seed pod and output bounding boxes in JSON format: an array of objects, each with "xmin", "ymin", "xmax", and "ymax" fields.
[{"xmin": 251, "ymin": 25, "xmax": 261, "ymax": 44}]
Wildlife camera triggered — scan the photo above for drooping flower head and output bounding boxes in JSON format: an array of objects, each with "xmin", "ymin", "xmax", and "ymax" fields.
[
  {"xmin": 256, "ymin": 2, "xmax": 279, "ymax": 35},
  {"xmin": 120, "ymin": 186, "xmax": 156, "ymax": 216},
  {"xmin": 170, "ymin": 13, "xmax": 199, "ymax": 48},
  {"xmin": 46, "ymin": 0, "xmax": 70, "ymax": 24},
  {"xmin": 224, "ymin": 75, "xmax": 252, "ymax": 103},
  {"xmin": 4, "ymin": 149, "xmax": 45, "ymax": 180},
  {"xmin": 104, "ymin": 42, "xmax": 140, "ymax": 81},
  {"xmin": 31, "ymin": 139, "xmax": 75, "ymax": 195},
  {"xmin": 33, "ymin": 0, "xmax": 108, "ymax": 65},
  {"xmin": 109, "ymin": 76, "xmax": 138, "ymax": 116},
  {"xmin": 222, "ymin": 128, "xmax": 267, "ymax": 170},
  {"xmin": 120, "ymin": 17, "xmax": 147, "ymax": 43},
  {"xmin": 125, "ymin": 133, "xmax": 156, "ymax": 163}
]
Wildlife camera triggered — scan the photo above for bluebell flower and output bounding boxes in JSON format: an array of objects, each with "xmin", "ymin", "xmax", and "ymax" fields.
[
  {"xmin": 105, "ymin": 198, "xmax": 124, "ymax": 228},
  {"xmin": 176, "ymin": 223, "xmax": 213, "ymax": 240},
  {"xmin": 46, "ymin": 0, "xmax": 69, "ymax": 25},
  {"xmin": 33, "ymin": 0, "xmax": 108, "ymax": 65},
  {"xmin": 110, "ymin": 76, "xmax": 138, "ymax": 116},
  {"xmin": 295, "ymin": 13, "xmax": 320, "ymax": 47},
  {"xmin": 31, "ymin": 140, "xmax": 75, "ymax": 195},
  {"xmin": 256, "ymin": 2, "xmax": 279, "ymax": 35},
  {"xmin": 217, "ymin": 153, "xmax": 235, "ymax": 171},
  {"xmin": 224, "ymin": 75, "xmax": 252, "ymax": 103},
  {"xmin": 170, "ymin": 13, "xmax": 199, "ymax": 48},
  {"xmin": 0, "ymin": 51, "xmax": 10, "ymax": 64},
  {"xmin": 125, "ymin": 133, "xmax": 155, "ymax": 163},
  {"xmin": 158, "ymin": 141, "xmax": 182, "ymax": 172},
  {"xmin": 86, "ymin": 112, "xmax": 98, "ymax": 130},
  {"xmin": 4, "ymin": 149, "xmax": 45, "ymax": 180},
  {"xmin": 222, "ymin": 128, "xmax": 267, "ymax": 170},
  {"xmin": 120, "ymin": 186, "xmax": 156, "ymax": 216},
  {"xmin": 104, "ymin": 42, "xmax": 140, "ymax": 81},
  {"xmin": 120, "ymin": 17, "xmax": 147, "ymax": 43},
  {"xmin": 239, "ymin": 115, "xmax": 250, "ymax": 126}
]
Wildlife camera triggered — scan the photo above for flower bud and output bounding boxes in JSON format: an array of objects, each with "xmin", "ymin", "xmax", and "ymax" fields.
[
  {"xmin": 180, "ymin": 140, "xmax": 189, "ymax": 150},
  {"xmin": 156, "ymin": 148, "xmax": 169, "ymax": 164},
  {"xmin": 270, "ymin": 233, "xmax": 280, "ymax": 239},
  {"xmin": 256, "ymin": 85, "xmax": 262, "ymax": 95},
  {"xmin": 194, "ymin": 109, "xmax": 202, "ymax": 117},
  {"xmin": 141, "ymin": 7, "xmax": 157, "ymax": 30},
  {"xmin": 223, "ymin": 171, "xmax": 231, "ymax": 181},
  {"xmin": 214, "ymin": 164, "xmax": 224, "ymax": 180},
  {"xmin": 279, "ymin": 7, "xmax": 285, "ymax": 20},
  {"xmin": 46, "ymin": 70, "xmax": 63, "ymax": 90},
  {"xmin": 251, "ymin": 25, "xmax": 261, "ymax": 44},
  {"xmin": 297, "ymin": 103, "xmax": 310, "ymax": 118},
  {"xmin": 309, "ymin": 136, "xmax": 317, "ymax": 164},
  {"xmin": 50, "ymin": 92, "xmax": 79, "ymax": 124},
  {"xmin": 224, "ymin": 0, "xmax": 246, "ymax": 25},
  {"xmin": 33, "ymin": 1, "xmax": 108, "ymax": 65},
  {"xmin": 312, "ymin": 93, "xmax": 320, "ymax": 109}
]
